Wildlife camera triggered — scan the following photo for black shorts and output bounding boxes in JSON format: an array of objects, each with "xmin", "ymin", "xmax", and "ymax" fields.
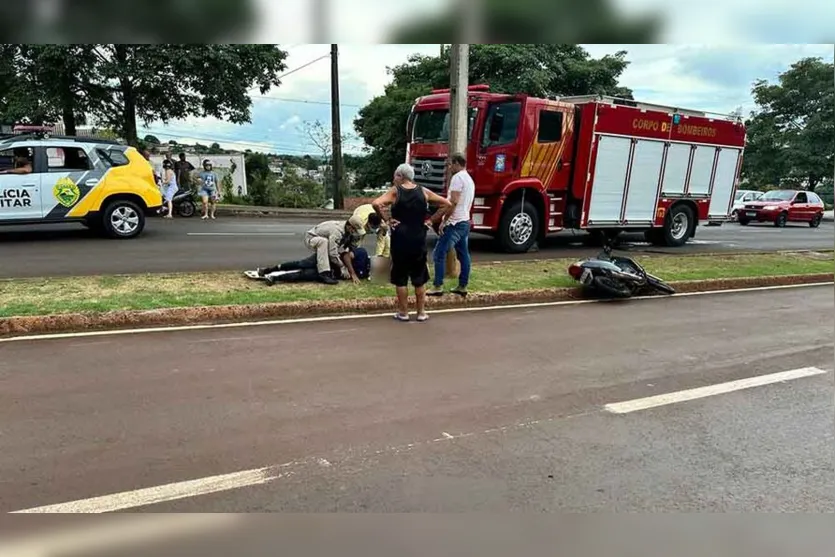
[{"xmin": 390, "ymin": 250, "xmax": 429, "ymax": 288}]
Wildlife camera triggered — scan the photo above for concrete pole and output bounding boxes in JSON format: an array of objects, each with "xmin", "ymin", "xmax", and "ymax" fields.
[
  {"xmin": 448, "ymin": 43, "xmax": 469, "ymax": 159},
  {"xmin": 444, "ymin": 43, "xmax": 469, "ymax": 278}
]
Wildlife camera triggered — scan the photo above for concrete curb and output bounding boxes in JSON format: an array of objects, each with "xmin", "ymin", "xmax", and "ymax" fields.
[
  {"xmin": 215, "ymin": 205, "xmax": 351, "ymax": 220},
  {"xmin": 1, "ymin": 273, "xmax": 831, "ymax": 338}
]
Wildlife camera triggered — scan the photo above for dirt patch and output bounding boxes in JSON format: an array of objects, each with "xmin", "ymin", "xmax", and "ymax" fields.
[{"xmin": 1, "ymin": 273, "xmax": 830, "ymax": 338}]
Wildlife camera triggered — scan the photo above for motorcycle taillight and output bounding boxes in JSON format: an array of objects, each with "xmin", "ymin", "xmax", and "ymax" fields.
[{"xmin": 568, "ymin": 263, "xmax": 583, "ymax": 280}]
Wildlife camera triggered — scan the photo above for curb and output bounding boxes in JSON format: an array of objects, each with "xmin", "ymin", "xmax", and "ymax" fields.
[
  {"xmin": 1, "ymin": 273, "xmax": 832, "ymax": 338},
  {"xmin": 215, "ymin": 205, "xmax": 351, "ymax": 220}
]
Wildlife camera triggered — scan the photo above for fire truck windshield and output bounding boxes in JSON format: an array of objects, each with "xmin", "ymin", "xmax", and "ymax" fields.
[{"xmin": 411, "ymin": 108, "xmax": 476, "ymax": 143}]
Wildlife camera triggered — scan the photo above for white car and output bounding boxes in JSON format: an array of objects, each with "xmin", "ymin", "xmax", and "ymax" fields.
[{"xmin": 730, "ymin": 190, "xmax": 763, "ymax": 221}]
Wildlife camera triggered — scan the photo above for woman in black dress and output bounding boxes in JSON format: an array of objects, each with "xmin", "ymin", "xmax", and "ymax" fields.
[{"xmin": 372, "ymin": 163, "xmax": 452, "ymax": 322}]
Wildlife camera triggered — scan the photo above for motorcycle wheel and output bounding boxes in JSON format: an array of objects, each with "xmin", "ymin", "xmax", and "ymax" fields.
[
  {"xmin": 178, "ymin": 199, "xmax": 196, "ymax": 218},
  {"xmin": 646, "ymin": 274, "xmax": 676, "ymax": 295},
  {"xmin": 592, "ymin": 276, "xmax": 633, "ymax": 298}
]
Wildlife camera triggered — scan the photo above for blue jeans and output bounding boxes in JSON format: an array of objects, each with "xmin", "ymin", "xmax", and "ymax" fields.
[{"xmin": 433, "ymin": 221, "xmax": 471, "ymax": 288}]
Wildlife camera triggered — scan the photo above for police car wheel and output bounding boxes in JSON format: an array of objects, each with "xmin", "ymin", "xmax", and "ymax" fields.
[{"xmin": 102, "ymin": 199, "xmax": 145, "ymax": 239}]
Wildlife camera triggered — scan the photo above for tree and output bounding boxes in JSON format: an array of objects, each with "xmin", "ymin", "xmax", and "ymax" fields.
[
  {"xmin": 273, "ymin": 173, "xmax": 326, "ymax": 209},
  {"xmin": 354, "ymin": 44, "xmax": 634, "ymax": 187},
  {"xmin": 244, "ymin": 152, "xmax": 273, "ymax": 206},
  {"xmin": 300, "ymin": 119, "xmax": 355, "ymax": 201},
  {"xmin": 0, "ymin": 45, "xmax": 97, "ymax": 133},
  {"xmin": 742, "ymin": 57, "xmax": 834, "ymax": 190},
  {"xmin": 83, "ymin": 45, "xmax": 288, "ymax": 146},
  {"xmin": 208, "ymin": 142, "xmax": 225, "ymax": 154},
  {"xmin": 389, "ymin": 0, "xmax": 659, "ymax": 43}
]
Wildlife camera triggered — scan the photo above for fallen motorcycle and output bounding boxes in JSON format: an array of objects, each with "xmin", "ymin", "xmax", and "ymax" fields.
[{"xmin": 568, "ymin": 240, "xmax": 675, "ymax": 298}]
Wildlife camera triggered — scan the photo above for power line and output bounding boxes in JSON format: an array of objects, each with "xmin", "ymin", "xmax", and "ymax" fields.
[
  {"xmin": 247, "ymin": 52, "xmax": 330, "ymax": 95},
  {"xmin": 255, "ymin": 96, "xmax": 362, "ymax": 108},
  {"xmin": 275, "ymin": 54, "xmax": 331, "ymax": 81},
  {"xmin": 140, "ymin": 129, "xmax": 366, "ymax": 155}
]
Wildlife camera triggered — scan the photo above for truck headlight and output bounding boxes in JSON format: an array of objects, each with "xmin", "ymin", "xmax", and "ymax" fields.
[{"xmin": 764, "ymin": 205, "xmax": 778, "ymax": 211}]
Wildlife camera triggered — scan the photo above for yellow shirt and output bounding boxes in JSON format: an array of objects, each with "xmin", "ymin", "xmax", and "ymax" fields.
[{"xmin": 352, "ymin": 204, "xmax": 390, "ymax": 258}]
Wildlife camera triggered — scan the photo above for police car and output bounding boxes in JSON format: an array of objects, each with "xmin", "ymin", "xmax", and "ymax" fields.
[{"xmin": 0, "ymin": 133, "xmax": 163, "ymax": 239}]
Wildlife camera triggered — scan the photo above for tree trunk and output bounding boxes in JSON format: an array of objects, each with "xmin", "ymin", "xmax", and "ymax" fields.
[
  {"xmin": 61, "ymin": 97, "xmax": 77, "ymax": 136},
  {"xmin": 114, "ymin": 45, "xmax": 138, "ymax": 146},
  {"xmin": 58, "ymin": 66, "xmax": 77, "ymax": 136}
]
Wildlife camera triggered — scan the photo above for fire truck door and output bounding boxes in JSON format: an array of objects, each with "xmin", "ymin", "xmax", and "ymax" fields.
[{"xmin": 520, "ymin": 106, "xmax": 574, "ymax": 192}]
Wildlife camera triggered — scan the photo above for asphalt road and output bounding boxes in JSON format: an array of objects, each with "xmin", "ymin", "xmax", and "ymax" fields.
[
  {"xmin": 1, "ymin": 285, "xmax": 832, "ymax": 517},
  {"xmin": 0, "ymin": 217, "xmax": 832, "ymax": 278}
]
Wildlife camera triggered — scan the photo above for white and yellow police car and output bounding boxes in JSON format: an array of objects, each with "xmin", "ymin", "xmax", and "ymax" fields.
[{"xmin": 0, "ymin": 134, "xmax": 162, "ymax": 239}]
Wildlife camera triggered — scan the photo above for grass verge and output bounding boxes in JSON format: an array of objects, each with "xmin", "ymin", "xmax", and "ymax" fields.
[{"xmin": 0, "ymin": 252, "xmax": 831, "ymax": 319}]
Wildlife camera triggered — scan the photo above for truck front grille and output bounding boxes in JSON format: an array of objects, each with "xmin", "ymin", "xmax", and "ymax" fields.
[{"xmin": 410, "ymin": 158, "xmax": 446, "ymax": 192}]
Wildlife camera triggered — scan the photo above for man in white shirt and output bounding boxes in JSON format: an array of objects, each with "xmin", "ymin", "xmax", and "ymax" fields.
[{"xmin": 428, "ymin": 152, "xmax": 475, "ymax": 297}]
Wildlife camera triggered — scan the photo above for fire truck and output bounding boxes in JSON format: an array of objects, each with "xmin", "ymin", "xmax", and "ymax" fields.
[{"xmin": 406, "ymin": 85, "xmax": 747, "ymax": 252}]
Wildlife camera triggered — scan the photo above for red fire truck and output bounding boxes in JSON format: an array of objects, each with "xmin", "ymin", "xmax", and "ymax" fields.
[{"xmin": 406, "ymin": 86, "xmax": 747, "ymax": 252}]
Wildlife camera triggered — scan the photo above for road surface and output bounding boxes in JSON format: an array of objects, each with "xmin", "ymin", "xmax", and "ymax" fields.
[
  {"xmin": 1, "ymin": 284, "xmax": 832, "ymax": 516},
  {"xmin": 0, "ymin": 217, "xmax": 831, "ymax": 278}
]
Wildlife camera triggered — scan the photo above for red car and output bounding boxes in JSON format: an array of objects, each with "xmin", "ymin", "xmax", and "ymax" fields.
[{"xmin": 738, "ymin": 190, "xmax": 826, "ymax": 228}]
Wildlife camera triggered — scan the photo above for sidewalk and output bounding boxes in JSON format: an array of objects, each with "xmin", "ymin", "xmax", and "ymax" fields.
[
  {"xmin": 824, "ymin": 210, "xmax": 834, "ymax": 222},
  {"xmin": 216, "ymin": 204, "xmax": 351, "ymax": 220}
]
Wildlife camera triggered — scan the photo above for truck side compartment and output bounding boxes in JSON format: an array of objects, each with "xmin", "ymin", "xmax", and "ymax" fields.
[{"xmin": 571, "ymin": 99, "xmax": 746, "ymax": 246}]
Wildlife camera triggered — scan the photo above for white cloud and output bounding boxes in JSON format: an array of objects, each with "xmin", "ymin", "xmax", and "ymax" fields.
[{"xmin": 279, "ymin": 115, "xmax": 303, "ymax": 130}]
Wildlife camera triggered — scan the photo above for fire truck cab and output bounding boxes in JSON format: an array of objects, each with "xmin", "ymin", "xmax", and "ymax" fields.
[{"xmin": 407, "ymin": 86, "xmax": 746, "ymax": 252}]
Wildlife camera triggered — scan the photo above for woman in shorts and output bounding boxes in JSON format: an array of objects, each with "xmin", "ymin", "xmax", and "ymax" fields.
[
  {"xmin": 371, "ymin": 163, "xmax": 451, "ymax": 322},
  {"xmin": 160, "ymin": 159, "xmax": 178, "ymax": 219},
  {"xmin": 197, "ymin": 159, "xmax": 220, "ymax": 220}
]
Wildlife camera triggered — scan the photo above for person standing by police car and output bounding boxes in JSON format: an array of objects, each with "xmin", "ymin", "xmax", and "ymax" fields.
[{"xmin": 160, "ymin": 159, "xmax": 178, "ymax": 219}]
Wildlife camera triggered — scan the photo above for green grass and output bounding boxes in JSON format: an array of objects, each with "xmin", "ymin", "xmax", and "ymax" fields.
[{"xmin": 0, "ymin": 252, "xmax": 831, "ymax": 318}]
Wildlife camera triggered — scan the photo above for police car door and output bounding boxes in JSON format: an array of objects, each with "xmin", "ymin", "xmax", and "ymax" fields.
[
  {"xmin": 0, "ymin": 146, "xmax": 42, "ymax": 221},
  {"xmin": 39, "ymin": 145, "xmax": 96, "ymax": 220}
]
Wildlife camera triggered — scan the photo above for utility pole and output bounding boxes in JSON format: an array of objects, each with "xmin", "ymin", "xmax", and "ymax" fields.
[
  {"xmin": 443, "ymin": 43, "xmax": 469, "ymax": 279},
  {"xmin": 448, "ymin": 44, "xmax": 469, "ymax": 159},
  {"xmin": 330, "ymin": 44, "xmax": 344, "ymax": 210}
]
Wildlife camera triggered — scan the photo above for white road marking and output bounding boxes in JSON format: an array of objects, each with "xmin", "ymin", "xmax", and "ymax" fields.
[
  {"xmin": 187, "ymin": 232, "xmax": 295, "ymax": 236},
  {"xmin": 0, "ymin": 514, "xmax": 243, "ymax": 557},
  {"xmin": 1, "ymin": 282, "xmax": 831, "ymax": 344},
  {"xmin": 10, "ymin": 359, "xmax": 826, "ymax": 515},
  {"xmin": 604, "ymin": 367, "xmax": 829, "ymax": 414},
  {"xmin": 12, "ymin": 467, "xmax": 281, "ymax": 513}
]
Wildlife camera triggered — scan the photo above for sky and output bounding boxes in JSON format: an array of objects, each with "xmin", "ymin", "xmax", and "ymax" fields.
[{"xmin": 139, "ymin": 44, "xmax": 834, "ymax": 156}]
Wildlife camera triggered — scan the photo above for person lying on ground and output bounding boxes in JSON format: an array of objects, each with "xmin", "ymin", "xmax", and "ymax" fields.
[{"xmin": 254, "ymin": 246, "xmax": 375, "ymax": 286}]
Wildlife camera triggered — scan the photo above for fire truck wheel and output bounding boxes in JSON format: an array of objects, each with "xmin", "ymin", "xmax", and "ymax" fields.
[
  {"xmin": 663, "ymin": 204, "xmax": 695, "ymax": 247},
  {"xmin": 498, "ymin": 200, "xmax": 539, "ymax": 253}
]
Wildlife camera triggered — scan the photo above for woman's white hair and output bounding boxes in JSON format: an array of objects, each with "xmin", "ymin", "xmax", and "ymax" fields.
[{"xmin": 394, "ymin": 163, "xmax": 415, "ymax": 182}]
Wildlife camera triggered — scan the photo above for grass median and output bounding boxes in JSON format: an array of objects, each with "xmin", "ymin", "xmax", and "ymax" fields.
[{"xmin": 0, "ymin": 251, "xmax": 832, "ymax": 319}]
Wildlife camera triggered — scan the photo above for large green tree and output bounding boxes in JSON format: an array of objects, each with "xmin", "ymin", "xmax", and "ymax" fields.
[
  {"xmin": 87, "ymin": 44, "xmax": 288, "ymax": 146},
  {"xmin": 742, "ymin": 57, "xmax": 834, "ymax": 190},
  {"xmin": 354, "ymin": 44, "xmax": 634, "ymax": 187},
  {"xmin": 6, "ymin": 45, "xmax": 100, "ymax": 135},
  {"xmin": 1, "ymin": 44, "xmax": 287, "ymax": 146}
]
